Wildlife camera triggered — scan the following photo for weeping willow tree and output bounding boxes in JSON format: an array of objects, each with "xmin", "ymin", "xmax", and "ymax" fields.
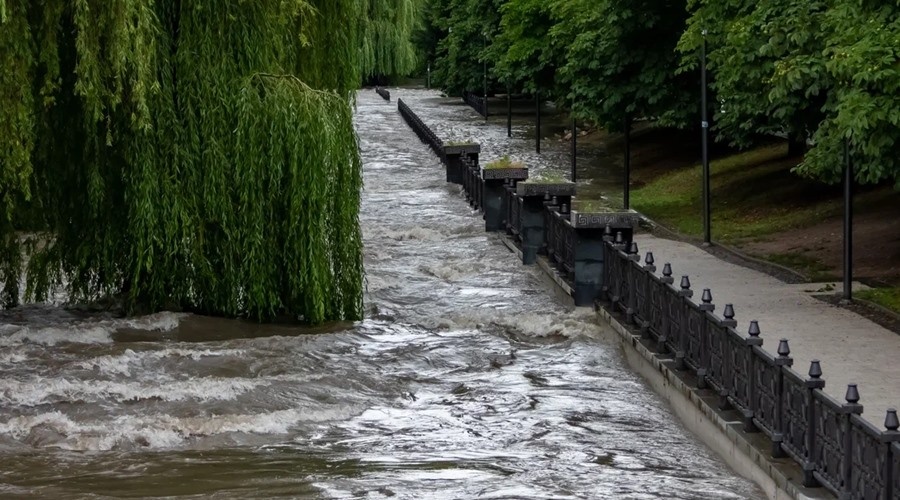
[
  {"xmin": 360, "ymin": 0, "xmax": 421, "ymax": 80},
  {"xmin": 0, "ymin": 0, "xmax": 376, "ymax": 323}
]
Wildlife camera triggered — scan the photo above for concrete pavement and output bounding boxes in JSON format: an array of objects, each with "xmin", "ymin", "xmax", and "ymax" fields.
[{"xmin": 634, "ymin": 233, "xmax": 899, "ymax": 426}]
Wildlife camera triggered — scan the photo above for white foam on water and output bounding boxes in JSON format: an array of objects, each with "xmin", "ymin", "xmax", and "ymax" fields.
[
  {"xmin": 0, "ymin": 375, "xmax": 263, "ymax": 407},
  {"xmin": 0, "ymin": 405, "xmax": 365, "ymax": 451},
  {"xmin": 0, "ymin": 311, "xmax": 185, "ymax": 346},
  {"xmin": 0, "ymin": 351, "xmax": 29, "ymax": 365},
  {"xmin": 378, "ymin": 227, "xmax": 445, "ymax": 242},
  {"xmin": 424, "ymin": 309, "xmax": 603, "ymax": 339},
  {"xmin": 74, "ymin": 347, "xmax": 246, "ymax": 377}
]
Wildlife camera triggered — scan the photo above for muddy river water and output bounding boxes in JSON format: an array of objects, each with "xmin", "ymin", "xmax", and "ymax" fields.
[{"xmin": 0, "ymin": 89, "xmax": 762, "ymax": 499}]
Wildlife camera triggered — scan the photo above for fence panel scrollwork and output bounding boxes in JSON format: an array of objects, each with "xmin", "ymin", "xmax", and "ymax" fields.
[
  {"xmin": 782, "ymin": 368, "xmax": 814, "ymax": 466},
  {"xmin": 848, "ymin": 415, "xmax": 895, "ymax": 500},
  {"xmin": 892, "ymin": 441, "xmax": 900, "ymax": 500},
  {"xmin": 704, "ymin": 319, "xmax": 728, "ymax": 395},
  {"xmin": 751, "ymin": 347, "xmax": 781, "ymax": 439},
  {"xmin": 811, "ymin": 390, "xmax": 854, "ymax": 497}
]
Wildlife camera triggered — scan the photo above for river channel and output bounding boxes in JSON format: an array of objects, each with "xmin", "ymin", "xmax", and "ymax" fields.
[{"xmin": 0, "ymin": 89, "xmax": 762, "ymax": 499}]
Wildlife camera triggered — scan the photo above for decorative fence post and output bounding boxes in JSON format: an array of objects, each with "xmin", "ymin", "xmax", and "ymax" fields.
[
  {"xmin": 782, "ymin": 360, "xmax": 825, "ymax": 487},
  {"xmin": 639, "ymin": 252, "xmax": 657, "ymax": 338},
  {"xmin": 626, "ymin": 242, "xmax": 640, "ymax": 324},
  {"xmin": 656, "ymin": 263, "xmax": 674, "ymax": 355},
  {"xmin": 689, "ymin": 289, "xmax": 715, "ymax": 389},
  {"xmin": 810, "ymin": 383, "xmax": 863, "ymax": 497},
  {"xmin": 848, "ymin": 407, "xmax": 900, "ymax": 499},
  {"xmin": 674, "ymin": 276, "xmax": 693, "ymax": 370}
]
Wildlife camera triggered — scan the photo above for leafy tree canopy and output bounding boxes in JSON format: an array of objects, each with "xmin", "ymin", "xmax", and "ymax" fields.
[{"xmin": 0, "ymin": 0, "xmax": 427, "ymax": 320}]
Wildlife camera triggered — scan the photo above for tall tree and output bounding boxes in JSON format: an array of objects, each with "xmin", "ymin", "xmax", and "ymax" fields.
[
  {"xmin": 0, "ymin": 0, "xmax": 381, "ymax": 322},
  {"xmin": 678, "ymin": 0, "xmax": 828, "ymax": 151},
  {"xmin": 425, "ymin": 0, "xmax": 503, "ymax": 96},
  {"xmin": 555, "ymin": 0, "xmax": 695, "ymax": 131},
  {"xmin": 490, "ymin": 0, "xmax": 559, "ymax": 95},
  {"xmin": 681, "ymin": 0, "xmax": 900, "ymax": 185}
]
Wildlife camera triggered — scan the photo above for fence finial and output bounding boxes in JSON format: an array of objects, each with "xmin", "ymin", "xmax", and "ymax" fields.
[
  {"xmin": 629, "ymin": 242, "xmax": 639, "ymax": 255},
  {"xmin": 845, "ymin": 384, "xmax": 860, "ymax": 404},
  {"xmin": 777, "ymin": 338, "xmax": 790, "ymax": 357},
  {"xmin": 748, "ymin": 320, "xmax": 760, "ymax": 338},
  {"xmin": 886, "ymin": 409, "xmax": 899, "ymax": 431},
  {"xmin": 809, "ymin": 360, "xmax": 823, "ymax": 379},
  {"xmin": 723, "ymin": 304, "xmax": 735, "ymax": 321},
  {"xmin": 680, "ymin": 276, "xmax": 691, "ymax": 290},
  {"xmin": 701, "ymin": 289, "xmax": 712, "ymax": 304},
  {"xmin": 615, "ymin": 231, "xmax": 624, "ymax": 244},
  {"xmin": 662, "ymin": 263, "xmax": 672, "ymax": 278},
  {"xmin": 645, "ymin": 252, "xmax": 655, "ymax": 266}
]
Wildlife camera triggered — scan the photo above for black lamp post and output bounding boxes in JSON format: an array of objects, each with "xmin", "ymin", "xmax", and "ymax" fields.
[
  {"xmin": 843, "ymin": 139, "xmax": 853, "ymax": 301},
  {"xmin": 483, "ymin": 32, "xmax": 488, "ymax": 120},
  {"xmin": 701, "ymin": 28, "xmax": 711, "ymax": 245}
]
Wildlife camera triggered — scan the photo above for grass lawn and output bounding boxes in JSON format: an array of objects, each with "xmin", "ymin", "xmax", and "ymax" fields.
[
  {"xmin": 630, "ymin": 143, "xmax": 892, "ymax": 243},
  {"xmin": 857, "ymin": 287, "xmax": 900, "ymax": 315}
]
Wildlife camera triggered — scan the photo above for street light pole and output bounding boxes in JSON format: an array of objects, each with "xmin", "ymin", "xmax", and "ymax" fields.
[
  {"xmin": 507, "ymin": 85, "xmax": 512, "ymax": 138},
  {"xmin": 624, "ymin": 116, "xmax": 631, "ymax": 210},
  {"xmin": 535, "ymin": 88, "xmax": 541, "ymax": 154},
  {"xmin": 701, "ymin": 28, "xmax": 711, "ymax": 245},
  {"xmin": 571, "ymin": 117, "xmax": 577, "ymax": 183},
  {"xmin": 843, "ymin": 139, "xmax": 853, "ymax": 301},
  {"xmin": 483, "ymin": 33, "xmax": 488, "ymax": 120}
]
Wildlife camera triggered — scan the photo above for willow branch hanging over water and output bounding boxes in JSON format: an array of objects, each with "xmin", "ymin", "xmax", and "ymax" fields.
[{"xmin": 0, "ymin": 0, "xmax": 370, "ymax": 322}]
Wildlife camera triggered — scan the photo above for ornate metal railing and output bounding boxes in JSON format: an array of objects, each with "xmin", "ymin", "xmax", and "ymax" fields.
[
  {"xmin": 602, "ymin": 237, "xmax": 900, "ymax": 498},
  {"xmin": 506, "ymin": 190, "xmax": 523, "ymax": 242},
  {"xmin": 375, "ymin": 86, "xmax": 390, "ymax": 101},
  {"xmin": 462, "ymin": 156, "xmax": 482, "ymax": 210},
  {"xmin": 462, "ymin": 90, "xmax": 488, "ymax": 118},
  {"xmin": 545, "ymin": 206, "xmax": 575, "ymax": 279}
]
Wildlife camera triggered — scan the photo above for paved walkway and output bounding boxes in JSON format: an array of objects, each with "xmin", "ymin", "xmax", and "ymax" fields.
[{"xmin": 634, "ymin": 233, "xmax": 899, "ymax": 426}]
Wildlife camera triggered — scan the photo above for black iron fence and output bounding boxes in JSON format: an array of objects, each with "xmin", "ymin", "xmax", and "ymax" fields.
[
  {"xmin": 375, "ymin": 86, "xmax": 391, "ymax": 101},
  {"xmin": 398, "ymin": 99, "xmax": 443, "ymax": 156},
  {"xmin": 463, "ymin": 91, "xmax": 488, "ymax": 118},
  {"xmin": 602, "ymin": 236, "xmax": 900, "ymax": 499},
  {"xmin": 545, "ymin": 205, "xmax": 575, "ymax": 280}
]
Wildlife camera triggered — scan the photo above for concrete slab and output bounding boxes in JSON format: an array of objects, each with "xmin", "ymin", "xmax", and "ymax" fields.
[{"xmin": 634, "ymin": 233, "xmax": 900, "ymax": 426}]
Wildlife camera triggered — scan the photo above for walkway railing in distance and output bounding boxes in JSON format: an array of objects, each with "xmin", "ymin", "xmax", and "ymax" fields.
[
  {"xmin": 545, "ymin": 204, "xmax": 575, "ymax": 280},
  {"xmin": 375, "ymin": 86, "xmax": 391, "ymax": 101},
  {"xmin": 601, "ymin": 234, "xmax": 900, "ymax": 499},
  {"xmin": 462, "ymin": 91, "xmax": 488, "ymax": 118},
  {"xmin": 398, "ymin": 99, "xmax": 443, "ymax": 156}
]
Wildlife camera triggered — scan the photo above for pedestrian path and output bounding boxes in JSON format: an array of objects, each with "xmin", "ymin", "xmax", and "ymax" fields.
[{"xmin": 634, "ymin": 233, "xmax": 899, "ymax": 424}]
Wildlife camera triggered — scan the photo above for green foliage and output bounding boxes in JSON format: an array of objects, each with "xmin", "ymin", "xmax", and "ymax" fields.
[
  {"xmin": 802, "ymin": 2, "xmax": 900, "ymax": 186},
  {"xmin": 484, "ymin": 156, "xmax": 524, "ymax": 169},
  {"xmin": 490, "ymin": 0, "xmax": 558, "ymax": 94},
  {"xmin": 360, "ymin": 0, "xmax": 421, "ymax": 79},
  {"xmin": 1, "ymin": 0, "xmax": 369, "ymax": 323},
  {"xmin": 421, "ymin": 0, "xmax": 503, "ymax": 95},
  {"xmin": 553, "ymin": 0, "xmax": 694, "ymax": 131},
  {"xmin": 857, "ymin": 287, "xmax": 900, "ymax": 315},
  {"xmin": 681, "ymin": 0, "xmax": 900, "ymax": 186},
  {"xmin": 678, "ymin": 0, "xmax": 828, "ymax": 148}
]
